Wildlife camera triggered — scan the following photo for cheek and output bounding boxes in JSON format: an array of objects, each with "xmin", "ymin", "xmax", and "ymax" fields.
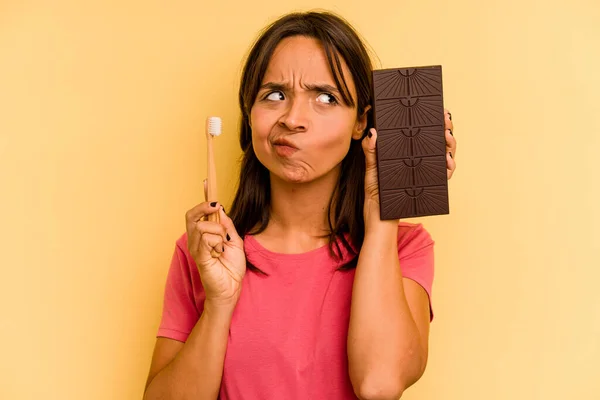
[
  {"xmin": 316, "ymin": 116, "xmax": 355, "ymax": 150},
  {"xmin": 249, "ymin": 109, "xmax": 271, "ymax": 144},
  {"xmin": 306, "ymin": 123, "xmax": 355, "ymax": 173},
  {"xmin": 249, "ymin": 108, "xmax": 276, "ymax": 169},
  {"xmin": 320, "ymin": 133, "xmax": 351, "ymax": 155}
]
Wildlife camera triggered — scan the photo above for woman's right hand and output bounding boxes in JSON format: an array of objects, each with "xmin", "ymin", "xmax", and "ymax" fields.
[{"xmin": 185, "ymin": 202, "xmax": 246, "ymax": 308}]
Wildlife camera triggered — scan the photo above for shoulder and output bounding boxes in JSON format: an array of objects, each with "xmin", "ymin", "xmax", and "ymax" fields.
[
  {"xmin": 172, "ymin": 231, "xmax": 198, "ymax": 266},
  {"xmin": 174, "ymin": 231, "xmax": 190, "ymax": 253},
  {"xmin": 394, "ymin": 222, "xmax": 435, "ymax": 284},
  {"xmin": 166, "ymin": 232, "xmax": 201, "ymax": 291},
  {"xmin": 162, "ymin": 232, "xmax": 209, "ymax": 310},
  {"xmin": 396, "ymin": 222, "xmax": 435, "ymax": 257},
  {"xmin": 157, "ymin": 232, "xmax": 203, "ymax": 341},
  {"xmin": 395, "ymin": 222, "xmax": 436, "ymax": 319}
]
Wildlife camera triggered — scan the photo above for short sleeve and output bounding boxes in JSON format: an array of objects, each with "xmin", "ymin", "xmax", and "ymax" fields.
[
  {"xmin": 397, "ymin": 223, "xmax": 435, "ymax": 320},
  {"xmin": 157, "ymin": 237, "xmax": 204, "ymax": 342}
]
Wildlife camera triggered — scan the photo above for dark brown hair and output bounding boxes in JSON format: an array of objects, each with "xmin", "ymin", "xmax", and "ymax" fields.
[{"xmin": 229, "ymin": 11, "xmax": 375, "ymax": 272}]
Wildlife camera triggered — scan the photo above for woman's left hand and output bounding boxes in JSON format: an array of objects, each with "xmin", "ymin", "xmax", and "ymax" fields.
[{"xmin": 362, "ymin": 109, "xmax": 457, "ymax": 212}]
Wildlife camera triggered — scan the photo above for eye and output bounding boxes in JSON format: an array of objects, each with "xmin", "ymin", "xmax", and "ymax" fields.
[
  {"xmin": 266, "ymin": 91, "xmax": 285, "ymax": 101},
  {"xmin": 316, "ymin": 93, "xmax": 338, "ymax": 104}
]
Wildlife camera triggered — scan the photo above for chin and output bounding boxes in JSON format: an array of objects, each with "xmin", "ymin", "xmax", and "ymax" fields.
[
  {"xmin": 274, "ymin": 166, "xmax": 312, "ymax": 184},
  {"xmin": 257, "ymin": 153, "xmax": 311, "ymax": 184}
]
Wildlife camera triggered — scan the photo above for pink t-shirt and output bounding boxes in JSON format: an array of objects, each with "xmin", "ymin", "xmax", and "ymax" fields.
[{"xmin": 157, "ymin": 222, "xmax": 435, "ymax": 399}]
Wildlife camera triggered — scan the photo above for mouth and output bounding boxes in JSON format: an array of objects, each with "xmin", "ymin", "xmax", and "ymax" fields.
[{"xmin": 272, "ymin": 138, "xmax": 299, "ymax": 157}]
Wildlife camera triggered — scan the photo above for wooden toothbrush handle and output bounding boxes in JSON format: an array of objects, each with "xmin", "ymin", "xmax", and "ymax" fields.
[{"xmin": 206, "ymin": 133, "xmax": 220, "ymax": 223}]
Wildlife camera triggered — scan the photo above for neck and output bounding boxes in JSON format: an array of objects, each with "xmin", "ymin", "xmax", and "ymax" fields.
[{"xmin": 266, "ymin": 168, "xmax": 340, "ymax": 241}]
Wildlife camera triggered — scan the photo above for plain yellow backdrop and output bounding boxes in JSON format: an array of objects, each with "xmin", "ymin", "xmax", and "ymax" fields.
[{"xmin": 1, "ymin": 0, "xmax": 599, "ymax": 399}]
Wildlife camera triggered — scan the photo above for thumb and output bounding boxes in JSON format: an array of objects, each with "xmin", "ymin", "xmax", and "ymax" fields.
[
  {"xmin": 219, "ymin": 207, "xmax": 243, "ymax": 243},
  {"xmin": 362, "ymin": 128, "xmax": 378, "ymax": 169}
]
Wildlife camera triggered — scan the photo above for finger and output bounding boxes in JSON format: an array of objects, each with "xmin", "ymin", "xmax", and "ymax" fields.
[
  {"xmin": 218, "ymin": 207, "xmax": 242, "ymax": 243},
  {"xmin": 444, "ymin": 109, "xmax": 454, "ymax": 132},
  {"xmin": 445, "ymin": 129, "xmax": 457, "ymax": 157},
  {"xmin": 201, "ymin": 232, "xmax": 225, "ymax": 258},
  {"xmin": 185, "ymin": 201, "xmax": 221, "ymax": 232},
  {"xmin": 446, "ymin": 152, "xmax": 456, "ymax": 180},
  {"xmin": 189, "ymin": 220, "xmax": 226, "ymax": 260},
  {"xmin": 361, "ymin": 128, "xmax": 377, "ymax": 168},
  {"xmin": 188, "ymin": 228, "xmax": 202, "ymax": 257},
  {"xmin": 187, "ymin": 211, "xmax": 207, "ymax": 255},
  {"xmin": 195, "ymin": 220, "xmax": 228, "ymax": 243}
]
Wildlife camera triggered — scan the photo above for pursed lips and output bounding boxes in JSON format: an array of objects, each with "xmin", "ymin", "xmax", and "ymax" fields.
[
  {"xmin": 272, "ymin": 137, "xmax": 299, "ymax": 157},
  {"xmin": 272, "ymin": 138, "xmax": 298, "ymax": 148}
]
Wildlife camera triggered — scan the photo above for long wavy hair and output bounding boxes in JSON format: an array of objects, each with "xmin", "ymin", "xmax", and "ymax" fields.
[{"xmin": 229, "ymin": 11, "xmax": 375, "ymax": 273}]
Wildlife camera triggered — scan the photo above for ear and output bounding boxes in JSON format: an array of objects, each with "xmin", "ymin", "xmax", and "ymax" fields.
[{"xmin": 352, "ymin": 105, "xmax": 371, "ymax": 140}]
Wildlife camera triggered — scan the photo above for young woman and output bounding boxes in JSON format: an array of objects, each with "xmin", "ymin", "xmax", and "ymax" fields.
[{"xmin": 144, "ymin": 10, "xmax": 457, "ymax": 400}]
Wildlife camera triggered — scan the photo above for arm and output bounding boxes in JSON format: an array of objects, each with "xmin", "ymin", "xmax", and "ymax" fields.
[
  {"xmin": 349, "ymin": 127, "xmax": 434, "ymax": 399},
  {"xmin": 143, "ymin": 301, "xmax": 234, "ymax": 400},
  {"xmin": 144, "ymin": 204, "xmax": 246, "ymax": 399},
  {"xmin": 347, "ymin": 218, "xmax": 432, "ymax": 400}
]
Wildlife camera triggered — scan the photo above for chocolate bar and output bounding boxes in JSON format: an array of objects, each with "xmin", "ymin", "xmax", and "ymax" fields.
[{"xmin": 371, "ymin": 65, "xmax": 449, "ymax": 220}]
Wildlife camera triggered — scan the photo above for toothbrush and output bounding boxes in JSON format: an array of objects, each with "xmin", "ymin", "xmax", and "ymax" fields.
[{"xmin": 205, "ymin": 116, "xmax": 222, "ymax": 223}]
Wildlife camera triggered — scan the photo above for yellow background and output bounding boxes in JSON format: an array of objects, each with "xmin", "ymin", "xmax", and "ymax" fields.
[{"xmin": 1, "ymin": 0, "xmax": 599, "ymax": 399}]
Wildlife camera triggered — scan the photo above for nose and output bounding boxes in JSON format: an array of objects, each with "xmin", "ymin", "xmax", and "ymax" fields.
[{"xmin": 278, "ymin": 96, "xmax": 308, "ymax": 132}]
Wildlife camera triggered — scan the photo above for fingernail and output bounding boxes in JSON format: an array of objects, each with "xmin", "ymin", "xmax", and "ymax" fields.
[
  {"xmin": 449, "ymin": 152, "xmax": 453, "ymax": 159},
  {"xmin": 448, "ymin": 112, "xmax": 452, "ymax": 120},
  {"xmin": 449, "ymin": 129, "xmax": 453, "ymax": 136},
  {"xmin": 226, "ymin": 233, "xmax": 231, "ymax": 241},
  {"xmin": 221, "ymin": 205, "xmax": 226, "ymax": 213},
  {"xmin": 368, "ymin": 131, "xmax": 373, "ymax": 138},
  {"xmin": 210, "ymin": 202, "xmax": 217, "ymax": 207}
]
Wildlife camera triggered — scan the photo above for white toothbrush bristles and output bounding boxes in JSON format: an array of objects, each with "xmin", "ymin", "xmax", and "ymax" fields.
[
  {"xmin": 208, "ymin": 117, "xmax": 222, "ymax": 136},
  {"xmin": 205, "ymin": 116, "xmax": 220, "ymax": 224}
]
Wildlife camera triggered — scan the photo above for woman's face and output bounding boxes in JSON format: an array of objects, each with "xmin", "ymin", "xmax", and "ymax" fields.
[{"xmin": 250, "ymin": 36, "xmax": 367, "ymax": 184}]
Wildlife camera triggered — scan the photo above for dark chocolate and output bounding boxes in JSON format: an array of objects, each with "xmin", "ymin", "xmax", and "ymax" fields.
[{"xmin": 371, "ymin": 65, "xmax": 449, "ymax": 220}]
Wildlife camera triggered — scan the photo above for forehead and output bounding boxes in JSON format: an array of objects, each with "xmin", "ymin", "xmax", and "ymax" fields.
[{"xmin": 263, "ymin": 36, "xmax": 353, "ymax": 87}]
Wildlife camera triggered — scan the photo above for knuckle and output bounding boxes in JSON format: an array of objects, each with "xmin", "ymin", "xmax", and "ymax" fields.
[
  {"xmin": 195, "ymin": 222, "xmax": 206, "ymax": 233},
  {"xmin": 201, "ymin": 233, "xmax": 212, "ymax": 244}
]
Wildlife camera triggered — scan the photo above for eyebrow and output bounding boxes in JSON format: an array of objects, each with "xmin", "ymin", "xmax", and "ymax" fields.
[{"xmin": 259, "ymin": 81, "xmax": 341, "ymax": 95}]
